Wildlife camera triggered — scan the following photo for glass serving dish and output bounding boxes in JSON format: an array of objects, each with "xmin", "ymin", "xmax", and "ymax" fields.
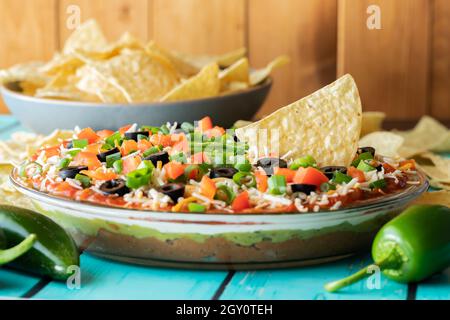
[{"xmin": 10, "ymin": 169, "xmax": 428, "ymax": 270}]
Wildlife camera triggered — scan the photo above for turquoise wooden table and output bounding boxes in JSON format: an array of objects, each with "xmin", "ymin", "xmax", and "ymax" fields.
[{"xmin": 0, "ymin": 115, "xmax": 449, "ymax": 300}]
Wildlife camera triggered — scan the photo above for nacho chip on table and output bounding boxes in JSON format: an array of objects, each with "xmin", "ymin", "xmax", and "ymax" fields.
[
  {"xmin": 236, "ymin": 74, "xmax": 362, "ymax": 166},
  {"xmin": 219, "ymin": 57, "xmax": 250, "ymax": 91},
  {"xmin": 63, "ymin": 19, "xmax": 108, "ymax": 55},
  {"xmin": 359, "ymin": 131, "xmax": 404, "ymax": 157},
  {"xmin": 161, "ymin": 63, "xmax": 219, "ymax": 102}
]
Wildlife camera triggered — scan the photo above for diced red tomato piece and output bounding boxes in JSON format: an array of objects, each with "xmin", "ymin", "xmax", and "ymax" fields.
[
  {"xmin": 165, "ymin": 162, "xmax": 185, "ymax": 180},
  {"xmin": 255, "ymin": 170, "xmax": 268, "ymax": 192},
  {"xmin": 96, "ymin": 129, "xmax": 115, "ymax": 139},
  {"xmin": 137, "ymin": 139, "xmax": 153, "ymax": 152},
  {"xmin": 119, "ymin": 124, "xmax": 133, "ymax": 135},
  {"xmin": 40, "ymin": 146, "xmax": 60, "ymax": 158},
  {"xmin": 293, "ymin": 167, "xmax": 329, "ymax": 187},
  {"xmin": 51, "ymin": 182, "xmax": 79, "ymax": 198},
  {"xmin": 191, "ymin": 152, "xmax": 209, "ymax": 164},
  {"xmin": 85, "ymin": 143, "xmax": 103, "ymax": 154},
  {"xmin": 197, "ymin": 116, "xmax": 213, "ymax": 132},
  {"xmin": 273, "ymin": 167, "xmax": 296, "ymax": 183},
  {"xmin": 78, "ymin": 128, "xmax": 100, "ymax": 144},
  {"xmin": 120, "ymin": 139, "xmax": 138, "ymax": 156},
  {"xmin": 150, "ymin": 134, "xmax": 172, "ymax": 147},
  {"xmin": 347, "ymin": 167, "xmax": 365, "ymax": 183},
  {"xmin": 399, "ymin": 159, "xmax": 416, "ymax": 171},
  {"xmin": 122, "ymin": 156, "xmax": 141, "ymax": 175},
  {"xmin": 81, "ymin": 169, "xmax": 118, "ymax": 181},
  {"xmin": 232, "ymin": 191, "xmax": 250, "ymax": 211},
  {"xmin": 382, "ymin": 163, "xmax": 396, "ymax": 173},
  {"xmin": 185, "ymin": 166, "xmax": 199, "ymax": 180},
  {"xmin": 73, "ymin": 152, "xmax": 102, "ymax": 170},
  {"xmin": 204, "ymin": 126, "xmax": 225, "ymax": 138},
  {"xmin": 200, "ymin": 175, "xmax": 217, "ymax": 199}
]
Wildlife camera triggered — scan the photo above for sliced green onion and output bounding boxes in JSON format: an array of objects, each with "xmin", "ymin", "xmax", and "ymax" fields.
[
  {"xmin": 159, "ymin": 124, "xmax": 170, "ymax": 135},
  {"xmin": 170, "ymin": 152, "xmax": 187, "ymax": 164},
  {"xmin": 58, "ymin": 158, "xmax": 71, "ymax": 169},
  {"xmin": 101, "ymin": 143, "xmax": 113, "ymax": 151},
  {"xmin": 67, "ymin": 149, "xmax": 81, "ymax": 157},
  {"xmin": 234, "ymin": 161, "xmax": 252, "ymax": 172},
  {"xmin": 357, "ymin": 160, "xmax": 376, "ymax": 172},
  {"xmin": 126, "ymin": 168, "xmax": 152, "ymax": 189},
  {"xmin": 332, "ymin": 171, "xmax": 352, "ymax": 184},
  {"xmin": 106, "ymin": 152, "xmax": 122, "ymax": 168},
  {"xmin": 320, "ymin": 182, "xmax": 336, "ymax": 192},
  {"xmin": 143, "ymin": 146, "xmax": 161, "ymax": 157},
  {"xmin": 268, "ymin": 175, "xmax": 287, "ymax": 195},
  {"xmin": 113, "ymin": 159, "xmax": 123, "ymax": 174},
  {"xmin": 75, "ymin": 174, "xmax": 91, "ymax": 188},
  {"xmin": 369, "ymin": 179, "xmax": 387, "ymax": 189},
  {"xmin": 188, "ymin": 203, "xmax": 206, "ymax": 213},
  {"xmin": 214, "ymin": 185, "xmax": 236, "ymax": 205},
  {"xmin": 351, "ymin": 152, "xmax": 374, "ymax": 167},
  {"xmin": 232, "ymin": 172, "xmax": 256, "ymax": 188},
  {"xmin": 141, "ymin": 126, "xmax": 160, "ymax": 134},
  {"xmin": 72, "ymin": 139, "xmax": 88, "ymax": 149},
  {"xmin": 181, "ymin": 122, "xmax": 195, "ymax": 133},
  {"xmin": 289, "ymin": 155, "xmax": 317, "ymax": 170},
  {"xmin": 137, "ymin": 134, "xmax": 148, "ymax": 141}
]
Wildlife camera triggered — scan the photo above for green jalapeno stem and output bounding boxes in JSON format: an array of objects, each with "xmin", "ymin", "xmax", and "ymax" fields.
[{"xmin": 0, "ymin": 234, "xmax": 36, "ymax": 265}]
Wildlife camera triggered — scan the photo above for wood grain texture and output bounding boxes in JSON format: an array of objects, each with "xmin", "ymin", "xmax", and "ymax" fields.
[
  {"xmin": 338, "ymin": 0, "xmax": 430, "ymax": 121},
  {"xmin": 59, "ymin": 0, "xmax": 150, "ymax": 44},
  {"xmin": 220, "ymin": 255, "xmax": 408, "ymax": 300},
  {"xmin": 249, "ymin": 0, "xmax": 338, "ymax": 118},
  {"xmin": 430, "ymin": 0, "xmax": 450, "ymax": 120},
  {"xmin": 0, "ymin": 0, "xmax": 58, "ymax": 113},
  {"xmin": 152, "ymin": 0, "xmax": 246, "ymax": 54}
]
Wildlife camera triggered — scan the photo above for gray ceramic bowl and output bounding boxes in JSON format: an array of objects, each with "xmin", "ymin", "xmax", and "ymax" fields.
[{"xmin": 1, "ymin": 79, "xmax": 271, "ymax": 134}]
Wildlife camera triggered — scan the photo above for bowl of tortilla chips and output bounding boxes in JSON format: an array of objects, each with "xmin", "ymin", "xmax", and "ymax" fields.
[{"xmin": 0, "ymin": 20, "xmax": 288, "ymax": 134}]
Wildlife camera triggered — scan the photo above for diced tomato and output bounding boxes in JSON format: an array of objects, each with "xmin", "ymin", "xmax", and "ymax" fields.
[
  {"xmin": 122, "ymin": 156, "xmax": 141, "ymax": 175},
  {"xmin": 119, "ymin": 124, "xmax": 133, "ymax": 135},
  {"xmin": 204, "ymin": 126, "xmax": 225, "ymax": 138},
  {"xmin": 137, "ymin": 139, "xmax": 153, "ymax": 152},
  {"xmin": 197, "ymin": 116, "xmax": 213, "ymax": 132},
  {"xmin": 78, "ymin": 128, "xmax": 100, "ymax": 144},
  {"xmin": 150, "ymin": 134, "xmax": 172, "ymax": 147},
  {"xmin": 232, "ymin": 191, "xmax": 250, "ymax": 211},
  {"xmin": 185, "ymin": 166, "xmax": 199, "ymax": 180},
  {"xmin": 399, "ymin": 159, "xmax": 416, "ymax": 171},
  {"xmin": 165, "ymin": 162, "xmax": 185, "ymax": 180},
  {"xmin": 191, "ymin": 152, "xmax": 209, "ymax": 164},
  {"xmin": 293, "ymin": 167, "xmax": 329, "ymax": 187},
  {"xmin": 200, "ymin": 175, "xmax": 217, "ymax": 199},
  {"xmin": 73, "ymin": 152, "xmax": 102, "ymax": 170},
  {"xmin": 96, "ymin": 129, "xmax": 115, "ymax": 139},
  {"xmin": 347, "ymin": 167, "xmax": 365, "ymax": 183},
  {"xmin": 81, "ymin": 169, "xmax": 118, "ymax": 181},
  {"xmin": 255, "ymin": 170, "xmax": 268, "ymax": 192},
  {"xmin": 120, "ymin": 139, "xmax": 138, "ymax": 156},
  {"xmin": 85, "ymin": 143, "xmax": 103, "ymax": 154},
  {"xmin": 51, "ymin": 182, "xmax": 79, "ymax": 198},
  {"xmin": 273, "ymin": 167, "xmax": 296, "ymax": 183},
  {"xmin": 382, "ymin": 163, "xmax": 396, "ymax": 173},
  {"xmin": 40, "ymin": 146, "xmax": 60, "ymax": 158}
]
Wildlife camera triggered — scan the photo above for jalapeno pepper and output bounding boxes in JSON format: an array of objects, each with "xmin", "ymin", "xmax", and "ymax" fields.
[
  {"xmin": 325, "ymin": 205, "xmax": 450, "ymax": 292},
  {"xmin": 0, "ymin": 231, "xmax": 36, "ymax": 265}
]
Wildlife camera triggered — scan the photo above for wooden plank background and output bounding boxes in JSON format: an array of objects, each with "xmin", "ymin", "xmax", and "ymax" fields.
[{"xmin": 0, "ymin": 0, "xmax": 448, "ymax": 123}]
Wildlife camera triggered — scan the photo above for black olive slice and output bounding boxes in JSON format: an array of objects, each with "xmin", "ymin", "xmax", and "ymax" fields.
[
  {"xmin": 209, "ymin": 167, "xmax": 238, "ymax": 179},
  {"xmin": 321, "ymin": 166, "xmax": 347, "ymax": 180},
  {"xmin": 58, "ymin": 166, "xmax": 88, "ymax": 180},
  {"xmin": 99, "ymin": 179, "xmax": 129, "ymax": 196},
  {"xmin": 143, "ymin": 151, "xmax": 169, "ymax": 166},
  {"xmin": 256, "ymin": 158, "xmax": 287, "ymax": 176},
  {"xmin": 291, "ymin": 184, "xmax": 317, "ymax": 195},
  {"xmin": 97, "ymin": 147, "xmax": 120, "ymax": 162},
  {"xmin": 357, "ymin": 147, "xmax": 375, "ymax": 156},
  {"xmin": 66, "ymin": 140, "xmax": 73, "ymax": 149},
  {"xmin": 124, "ymin": 131, "xmax": 150, "ymax": 141},
  {"xmin": 157, "ymin": 183, "xmax": 185, "ymax": 202}
]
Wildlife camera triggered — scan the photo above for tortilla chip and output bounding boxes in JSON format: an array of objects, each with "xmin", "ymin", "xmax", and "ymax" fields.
[
  {"xmin": 398, "ymin": 116, "xmax": 449, "ymax": 157},
  {"xmin": 0, "ymin": 62, "xmax": 50, "ymax": 91},
  {"xmin": 161, "ymin": 63, "xmax": 219, "ymax": 102},
  {"xmin": 39, "ymin": 53, "xmax": 83, "ymax": 76},
  {"xmin": 233, "ymin": 120, "xmax": 253, "ymax": 129},
  {"xmin": 236, "ymin": 74, "xmax": 362, "ymax": 166},
  {"xmin": 361, "ymin": 112, "xmax": 386, "ymax": 137},
  {"xmin": 63, "ymin": 19, "xmax": 108, "ymax": 55},
  {"xmin": 412, "ymin": 190, "xmax": 450, "ymax": 207},
  {"xmin": 249, "ymin": 55, "xmax": 290, "ymax": 86},
  {"xmin": 429, "ymin": 180, "xmax": 450, "ymax": 190},
  {"xmin": 358, "ymin": 131, "xmax": 404, "ymax": 157},
  {"xmin": 171, "ymin": 47, "xmax": 247, "ymax": 70},
  {"xmin": 219, "ymin": 58, "xmax": 249, "ymax": 91},
  {"xmin": 415, "ymin": 152, "xmax": 450, "ymax": 183}
]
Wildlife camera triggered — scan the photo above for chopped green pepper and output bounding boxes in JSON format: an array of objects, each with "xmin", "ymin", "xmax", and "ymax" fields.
[
  {"xmin": 58, "ymin": 158, "xmax": 71, "ymax": 169},
  {"xmin": 214, "ymin": 185, "xmax": 236, "ymax": 205},
  {"xmin": 357, "ymin": 160, "xmax": 376, "ymax": 172},
  {"xmin": 113, "ymin": 159, "xmax": 123, "ymax": 174},
  {"xmin": 290, "ymin": 155, "xmax": 317, "ymax": 170},
  {"xmin": 332, "ymin": 171, "xmax": 352, "ymax": 184},
  {"xmin": 75, "ymin": 174, "xmax": 91, "ymax": 188},
  {"xmin": 188, "ymin": 203, "xmax": 206, "ymax": 213},
  {"xmin": 233, "ymin": 172, "xmax": 256, "ymax": 188},
  {"xmin": 234, "ymin": 161, "xmax": 252, "ymax": 172},
  {"xmin": 72, "ymin": 139, "xmax": 88, "ymax": 149},
  {"xmin": 351, "ymin": 152, "xmax": 374, "ymax": 167},
  {"xmin": 106, "ymin": 152, "xmax": 122, "ymax": 168},
  {"xmin": 268, "ymin": 175, "xmax": 287, "ymax": 195},
  {"xmin": 138, "ymin": 160, "xmax": 155, "ymax": 171},
  {"xmin": 126, "ymin": 168, "xmax": 152, "ymax": 189},
  {"xmin": 369, "ymin": 179, "xmax": 387, "ymax": 189},
  {"xmin": 105, "ymin": 132, "xmax": 122, "ymax": 148},
  {"xmin": 143, "ymin": 146, "xmax": 161, "ymax": 157},
  {"xmin": 325, "ymin": 205, "xmax": 450, "ymax": 292}
]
